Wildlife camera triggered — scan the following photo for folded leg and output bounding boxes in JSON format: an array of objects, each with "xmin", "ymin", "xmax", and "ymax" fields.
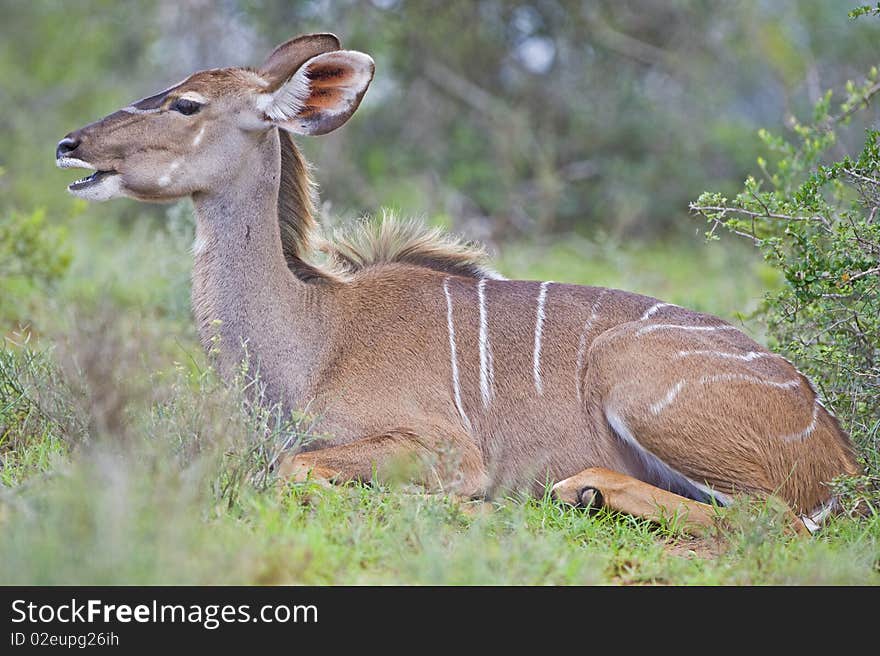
[
  {"xmin": 276, "ymin": 429, "xmax": 487, "ymax": 497},
  {"xmin": 552, "ymin": 466, "xmax": 811, "ymax": 536},
  {"xmin": 552, "ymin": 466, "xmax": 720, "ymax": 536}
]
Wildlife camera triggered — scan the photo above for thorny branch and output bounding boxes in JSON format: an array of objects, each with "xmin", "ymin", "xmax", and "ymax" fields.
[
  {"xmin": 689, "ymin": 204, "xmax": 831, "ymax": 225},
  {"xmin": 827, "ymin": 79, "xmax": 880, "ymax": 126}
]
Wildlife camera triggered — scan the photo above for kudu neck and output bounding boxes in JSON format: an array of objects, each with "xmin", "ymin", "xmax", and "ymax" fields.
[
  {"xmin": 192, "ymin": 132, "xmax": 286, "ymax": 265},
  {"xmin": 190, "ymin": 130, "xmax": 328, "ymax": 405}
]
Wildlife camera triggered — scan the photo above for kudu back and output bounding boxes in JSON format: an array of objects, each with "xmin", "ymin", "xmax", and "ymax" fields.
[{"xmin": 56, "ymin": 33, "xmax": 860, "ymax": 534}]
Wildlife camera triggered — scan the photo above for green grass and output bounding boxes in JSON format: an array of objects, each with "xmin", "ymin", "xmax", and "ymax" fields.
[
  {"xmin": 2, "ymin": 450, "xmax": 877, "ymax": 584},
  {"xmin": 0, "ymin": 213, "xmax": 877, "ymax": 585}
]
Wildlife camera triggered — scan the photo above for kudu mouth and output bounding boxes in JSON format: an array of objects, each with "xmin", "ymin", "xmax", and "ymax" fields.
[{"xmin": 56, "ymin": 154, "xmax": 120, "ymax": 200}]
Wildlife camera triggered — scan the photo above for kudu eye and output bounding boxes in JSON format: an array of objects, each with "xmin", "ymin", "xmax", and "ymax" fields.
[{"xmin": 170, "ymin": 98, "xmax": 202, "ymax": 116}]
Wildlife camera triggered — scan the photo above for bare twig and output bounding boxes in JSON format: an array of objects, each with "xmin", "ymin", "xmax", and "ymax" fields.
[
  {"xmin": 848, "ymin": 265, "xmax": 880, "ymax": 282},
  {"xmin": 701, "ymin": 215, "xmax": 762, "ymax": 244},
  {"xmin": 689, "ymin": 203, "xmax": 830, "ymax": 225},
  {"xmin": 843, "ymin": 168, "xmax": 880, "ymax": 187},
  {"xmin": 804, "ymin": 312, "xmax": 870, "ymax": 346}
]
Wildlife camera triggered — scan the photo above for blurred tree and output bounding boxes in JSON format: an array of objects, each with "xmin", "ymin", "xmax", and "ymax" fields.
[
  {"xmin": 1, "ymin": 1, "xmax": 154, "ymax": 215},
  {"xmin": 2, "ymin": 0, "xmax": 878, "ymax": 241},
  {"xmin": 245, "ymin": 0, "xmax": 880, "ymax": 239}
]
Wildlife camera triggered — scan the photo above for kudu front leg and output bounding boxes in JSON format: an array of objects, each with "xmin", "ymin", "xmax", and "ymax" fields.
[
  {"xmin": 552, "ymin": 467, "xmax": 720, "ymax": 536},
  {"xmin": 276, "ymin": 430, "xmax": 487, "ymax": 497}
]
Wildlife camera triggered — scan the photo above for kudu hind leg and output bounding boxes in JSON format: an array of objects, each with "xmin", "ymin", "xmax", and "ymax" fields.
[{"xmin": 552, "ymin": 467, "xmax": 720, "ymax": 536}]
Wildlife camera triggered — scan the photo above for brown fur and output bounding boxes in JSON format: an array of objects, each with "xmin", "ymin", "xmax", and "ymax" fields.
[
  {"xmin": 325, "ymin": 213, "xmax": 501, "ymax": 280},
  {"xmin": 57, "ymin": 33, "xmax": 863, "ymax": 534}
]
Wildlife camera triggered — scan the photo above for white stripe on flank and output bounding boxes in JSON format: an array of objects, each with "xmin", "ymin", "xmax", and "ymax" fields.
[
  {"xmin": 640, "ymin": 302, "xmax": 674, "ymax": 321},
  {"xmin": 781, "ymin": 402, "xmax": 820, "ymax": 442},
  {"xmin": 443, "ymin": 278, "xmax": 472, "ymax": 433},
  {"xmin": 575, "ymin": 289, "xmax": 607, "ymax": 403},
  {"xmin": 637, "ymin": 323, "xmax": 740, "ymax": 337},
  {"xmin": 651, "ymin": 373, "xmax": 800, "ymax": 416},
  {"xmin": 650, "ymin": 380, "xmax": 686, "ymax": 415},
  {"xmin": 533, "ymin": 281, "xmax": 552, "ymax": 395},
  {"xmin": 676, "ymin": 350, "xmax": 774, "ymax": 362},
  {"xmin": 477, "ymin": 278, "xmax": 495, "ymax": 408},
  {"xmin": 698, "ymin": 373, "xmax": 801, "ymax": 390}
]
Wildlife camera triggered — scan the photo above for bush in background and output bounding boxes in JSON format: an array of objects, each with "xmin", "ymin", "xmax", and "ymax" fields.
[
  {"xmin": 692, "ymin": 56, "xmax": 879, "ymax": 481},
  {"xmin": 0, "ymin": 204, "xmax": 72, "ymax": 322}
]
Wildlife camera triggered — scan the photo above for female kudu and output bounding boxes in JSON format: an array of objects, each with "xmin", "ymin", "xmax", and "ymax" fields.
[{"xmin": 56, "ymin": 33, "xmax": 860, "ymax": 535}]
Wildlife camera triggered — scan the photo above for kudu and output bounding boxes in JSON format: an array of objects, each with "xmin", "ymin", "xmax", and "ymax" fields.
[{"xmin": 56, "ymin": 33, "xmax": 860, "ymax": 535}]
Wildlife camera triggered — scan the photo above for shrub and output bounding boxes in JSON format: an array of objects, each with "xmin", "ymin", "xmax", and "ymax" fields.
[
  {"xmin": 691, "ymin": 66, "xmax": 879, "ymax": 477},
  {"xmin": 0, "ymin": 342, "xmax": 85, "ymax": 485},
  {"xmin": 0, "ymin": 203, "xmax": 72, "ymax": 322}
]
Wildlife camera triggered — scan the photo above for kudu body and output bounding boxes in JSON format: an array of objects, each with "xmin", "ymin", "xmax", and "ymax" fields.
[{"xmin": 56, "ymin": 33, "xmax": 860, "ymax": 534}]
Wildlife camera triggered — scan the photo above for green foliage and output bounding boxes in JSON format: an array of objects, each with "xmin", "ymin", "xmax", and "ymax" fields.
[
  {"xmin": 6, "ymin": 1, "xmax": 876, "ymax": 240},
  {"xmin": 692, "ymin": 68, "xmax": 880, "ymax": 473},
  {"xmin": 0, "ymin": 207, "xmax": 71, "ymax": 282},
  {"xmin": 0, "ymin": 343, "xmax": 84, "ymax": 486},
  {"xmin": 850, "ymin": 4, "xmax": 880, "ymax": 19},
  {"xmin": 0, "ymin": 205, "xmax": 72, "ymax": 321}
]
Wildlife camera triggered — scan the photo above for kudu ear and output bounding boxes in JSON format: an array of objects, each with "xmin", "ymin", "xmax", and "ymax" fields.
[
  {"xmin": 257, "ymin": 37, "xmax": 374, "ymax": 136},
  {"xmin": 259, "ymin": 33, "xmax": 341, "ymax": 88}
]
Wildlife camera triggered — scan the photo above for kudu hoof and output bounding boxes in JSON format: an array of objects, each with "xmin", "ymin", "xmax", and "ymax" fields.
[
  {"xmin": 551, "ymin": 477, "xmax": 604, "ymax": 510},
  {"xmin": 578, "ymin": 486, "xmax": 604, "ymax": 510}
]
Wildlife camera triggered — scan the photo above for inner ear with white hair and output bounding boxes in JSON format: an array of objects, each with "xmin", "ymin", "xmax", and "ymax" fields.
[{"xmin": 257, "ymin": 34, "xmax": 374, "ymax": 136}]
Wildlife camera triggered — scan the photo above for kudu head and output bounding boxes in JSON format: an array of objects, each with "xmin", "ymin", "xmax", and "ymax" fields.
[{"xmin": 56, "ymin": 33, "xmax": 373, "ymax": 202}]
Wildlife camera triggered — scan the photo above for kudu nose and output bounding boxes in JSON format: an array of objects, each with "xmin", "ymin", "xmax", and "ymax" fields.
[{"xmin": 56, "ymin": 135, "xmax": 81, "ymax": 160}]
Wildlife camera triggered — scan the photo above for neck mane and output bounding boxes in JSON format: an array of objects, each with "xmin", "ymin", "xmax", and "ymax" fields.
[
  {"xmin": 278, "ymin": 130, "xmax": 331, "ymax": 283},
  {"xmin": 275, "ymin": 129, "xmax": 504, "ymax": 282}
]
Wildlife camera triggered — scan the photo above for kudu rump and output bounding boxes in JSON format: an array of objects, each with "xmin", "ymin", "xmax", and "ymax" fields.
[{"xmin": 56, "ymin": 33, "xmax": 859, "ymax": 534}]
